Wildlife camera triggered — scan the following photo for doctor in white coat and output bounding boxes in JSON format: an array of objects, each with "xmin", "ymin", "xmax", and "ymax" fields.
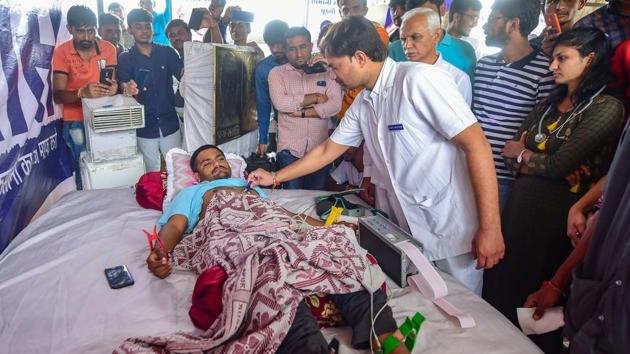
[{"xmin": 249, "ymin": 17, "xmax": 503, "ymax": 294}]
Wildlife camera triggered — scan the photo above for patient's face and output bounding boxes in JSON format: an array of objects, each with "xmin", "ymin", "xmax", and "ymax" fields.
[{"xmin": 194, "ymin": 148, "xmax": 232, "ymax": 182}]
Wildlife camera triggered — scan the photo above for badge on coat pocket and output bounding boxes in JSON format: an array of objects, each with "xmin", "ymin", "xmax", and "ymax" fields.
[
  {"xmin": 317, "ymin": 80, "xmax": 327, "ymax": 87},
  {"xmin": 388, "ymin": 124, "xmax": 404, "ymax": 131}
]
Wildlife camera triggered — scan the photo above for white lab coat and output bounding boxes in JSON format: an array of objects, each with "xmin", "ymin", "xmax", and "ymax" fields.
[{"xmin": 331, "ymin": 59, "xmax": 479, "ymax": 261}]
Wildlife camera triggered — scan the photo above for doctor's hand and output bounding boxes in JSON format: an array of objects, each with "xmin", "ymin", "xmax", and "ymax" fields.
[
  {"xmin": 471, "ymin": 227, "xmax": 505, "ymax": 269},
  {"xmin": 147, "ymin": 247, "xmax": 172, "ymax": 279},
  {"xmin": 247, "ymin": 168, "xmax": 275, "ymax": 188}
]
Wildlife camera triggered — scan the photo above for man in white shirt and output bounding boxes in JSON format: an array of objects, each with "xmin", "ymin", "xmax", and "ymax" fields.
[
  {"xmin": 400, "ymin": 7, "xmax": 472, "ymax": 104},
  {"xmin": 249, "ymin": 17, "xmax": 504, "ymax": 294},
  {"xmin": 367, "ymin": 6, "xmax": 473, "ymax": 235}
]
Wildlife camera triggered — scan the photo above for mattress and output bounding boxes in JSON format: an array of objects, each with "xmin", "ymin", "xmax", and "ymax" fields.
[{"xmin": 0, "ymin": 188, "xmax": 542, "ymax": 353}]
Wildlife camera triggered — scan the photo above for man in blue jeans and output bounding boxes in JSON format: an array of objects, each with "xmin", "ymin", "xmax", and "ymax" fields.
[
  {"xmin": 119, "ymin": 8, "xmax": 184, "ymax": 172},
  {"xmin": 255, "ymin": 19, "xmax": 289, "ymax": 157},
  {"xmin": 52, "ymin": 5, "xmax": 118, "ymax": 189}
]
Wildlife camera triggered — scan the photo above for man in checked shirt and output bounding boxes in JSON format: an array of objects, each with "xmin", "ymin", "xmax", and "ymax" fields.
[{"xmin": 268, "ymin": 26, "xmax": 343, "ymax": 190}]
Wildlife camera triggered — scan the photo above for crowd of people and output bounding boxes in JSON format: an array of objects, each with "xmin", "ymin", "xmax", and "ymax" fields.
[{"xmin": 51, "ymin": 0, "xmax": 630, "ymax": 353}]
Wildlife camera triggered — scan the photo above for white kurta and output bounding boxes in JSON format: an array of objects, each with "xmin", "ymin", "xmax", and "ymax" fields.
[
  {"xmin": 363, "ymin": 52, "xmax": 472, "ymax": 216},
  {"xmin": 434, "ymin": 52, "xmax": 472, "ymax": 106},
  {"xmin": 332, "ymin": 58, "xmax": 479, "ymax": 261}
]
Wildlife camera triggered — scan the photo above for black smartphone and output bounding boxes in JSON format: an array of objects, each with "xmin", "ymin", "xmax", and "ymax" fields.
[
  {"xmin": 189, "ymin": 8, "xmax": 205, "ymax": 31},
  {"xmin": 302, "ymin": 62, "xmax": 328, "ymax": 74},
  {"xmin": 100, "ymin": 67, "xmax": 115, "ymax": 86},
  {"xmin": 104, "ymin": 265, "xmax": 135, "ymax": 289},
  {"xmin": 135, "ymin": 68, "xmax": 151, "ymax": 93}
]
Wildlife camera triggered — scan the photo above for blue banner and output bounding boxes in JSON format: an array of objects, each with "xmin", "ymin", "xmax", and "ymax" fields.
[{"xmin": 0, "ymin": 4, "xmax": 73, "ymax": 253}]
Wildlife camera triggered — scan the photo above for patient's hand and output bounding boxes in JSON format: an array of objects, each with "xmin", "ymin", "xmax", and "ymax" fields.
[{"xmin": 147, "ymin": 247, "xmax": 172, "ymax": 279}]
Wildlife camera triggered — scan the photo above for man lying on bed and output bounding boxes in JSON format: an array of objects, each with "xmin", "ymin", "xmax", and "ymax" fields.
[{"xmin": 133, "ymin": 144, "xmax": 409, "ymax": 354}]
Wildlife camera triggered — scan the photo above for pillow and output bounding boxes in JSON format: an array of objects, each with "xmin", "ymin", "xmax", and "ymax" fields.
[
  {"xmin": 164, "ymin": 148, "xmax": 247, "ymax": 210},
  {"xmin": 135, "ymin": 172, "xmax": 166, "ymax": 211}
]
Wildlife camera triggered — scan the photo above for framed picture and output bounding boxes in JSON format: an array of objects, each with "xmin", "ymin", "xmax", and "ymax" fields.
[{"xmin": 213, "ymin": 45, "xmax": 258, "ymax": 145}]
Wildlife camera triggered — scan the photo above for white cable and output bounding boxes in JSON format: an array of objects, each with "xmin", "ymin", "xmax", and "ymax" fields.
[
  {"xmin": 370, "ymin": 290, "xmax": 391, "ymax": 353},
  {"xmin": 370, "ymin": 291, "xmax": 374, "ymax": 353}
]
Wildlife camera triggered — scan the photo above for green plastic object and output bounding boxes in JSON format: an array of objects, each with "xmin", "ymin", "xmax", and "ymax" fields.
[{"xmin": 383, "ymin": 312, "xmax": 426, "ymax": 354}]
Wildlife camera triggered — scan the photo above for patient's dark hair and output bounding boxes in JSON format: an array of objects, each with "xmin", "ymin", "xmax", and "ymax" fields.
[{"xmin": 190, "ymin": 145, "xmax": 224, "ymax": 172}]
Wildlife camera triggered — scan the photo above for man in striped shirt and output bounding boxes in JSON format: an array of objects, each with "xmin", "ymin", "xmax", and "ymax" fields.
[{"xmin": 473, "ymin": 0, "xmax": 555, "ymax": 210}]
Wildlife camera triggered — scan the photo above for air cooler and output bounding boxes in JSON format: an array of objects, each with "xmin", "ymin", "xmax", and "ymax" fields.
[
  {"xmin": 82, "ymin": 94, "xmax": 145, "ymax": 162},
  {"xmin": 80, "ymin": 95, "xmax": 146, "ymax": 190}
]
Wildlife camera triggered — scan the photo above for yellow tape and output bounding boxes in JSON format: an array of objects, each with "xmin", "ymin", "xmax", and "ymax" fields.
[{"xmin": 325, "ymin": 206, "xmax": 344, "ymax": 226}]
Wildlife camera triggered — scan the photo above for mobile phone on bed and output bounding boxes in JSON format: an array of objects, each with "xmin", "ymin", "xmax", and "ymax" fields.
[
  {"xmin": 544, "ymin": 13, "xmax": 562, "ymax": 34},
  {"xmin": 100, "ymin": 67, "xmax": 115, "ymax": 86},
  {"xmin": 189, "ymin": 8, "xmax": 205, "ymax": 31},
  {"xmin": 105, "ymin": 265, "xmax": 135, "ymax": 289}
]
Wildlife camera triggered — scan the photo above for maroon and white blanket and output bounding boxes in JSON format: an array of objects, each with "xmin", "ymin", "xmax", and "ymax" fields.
[{"xmin": 116, "ymin": 189, "xmax": 375, "ymax": 353}]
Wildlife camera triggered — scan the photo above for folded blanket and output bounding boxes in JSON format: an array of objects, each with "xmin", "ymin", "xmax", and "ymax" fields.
[{"xmin": 116, "ymin": 189, "xmax": 374, "ymax": 353}]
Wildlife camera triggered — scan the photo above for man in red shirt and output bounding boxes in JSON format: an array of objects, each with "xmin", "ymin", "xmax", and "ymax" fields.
[{"xmin": 52, "ymin": 5, "xmax": 118, "ymax": 189}]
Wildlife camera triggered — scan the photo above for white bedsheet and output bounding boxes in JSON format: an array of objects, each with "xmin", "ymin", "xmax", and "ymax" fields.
[{"xmin": 0, "ymin": 189, "xmax": 541, "ymax": 354}]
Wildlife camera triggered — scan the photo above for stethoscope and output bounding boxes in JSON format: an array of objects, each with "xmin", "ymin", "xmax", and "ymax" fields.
[{"xmin": 534, "ymin": 85, "xmax": 607, "ymax": 144}]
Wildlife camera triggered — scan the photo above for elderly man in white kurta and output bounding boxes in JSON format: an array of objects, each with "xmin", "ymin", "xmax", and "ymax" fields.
[
  {"xmin": 249, "ymin": 17, "xmax": 503, "ymax": 294},
  {"xmin": 362, "ymin": 6, "xmax": 473, "ymax": 237}
]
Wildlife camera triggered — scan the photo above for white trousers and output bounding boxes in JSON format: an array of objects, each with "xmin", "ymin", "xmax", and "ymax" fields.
[
  {"xmin": 374, "ymin": 185, "xmax": 483, "ymax": 295},
  {"xmin": 137, "ymin": 129, "xmax": 182, "ymax": 172}
]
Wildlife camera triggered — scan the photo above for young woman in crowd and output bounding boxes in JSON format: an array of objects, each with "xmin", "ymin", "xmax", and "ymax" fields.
[{"xmin": 482, "ymin": 27, "xmax": 626, "ymax": 353}]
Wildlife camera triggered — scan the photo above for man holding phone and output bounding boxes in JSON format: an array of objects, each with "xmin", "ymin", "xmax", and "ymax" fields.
[
  {"xmin": 267, "ymin": 27, "xmax": 342, "ymax": 190},
  {"xmin": 118, "ymin": 9, "xmax": 184, "ymax": 172},
  {"xmin": 228, "ymin": 10, "xmax": 265, "ymax": 59},
  {"xmin": 52, "ymin": 5, "xmax": 118, "ymax": 189},
  {"xmin": 531, "ymin": 0, "xmax": 586, "ymax": 55}
]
